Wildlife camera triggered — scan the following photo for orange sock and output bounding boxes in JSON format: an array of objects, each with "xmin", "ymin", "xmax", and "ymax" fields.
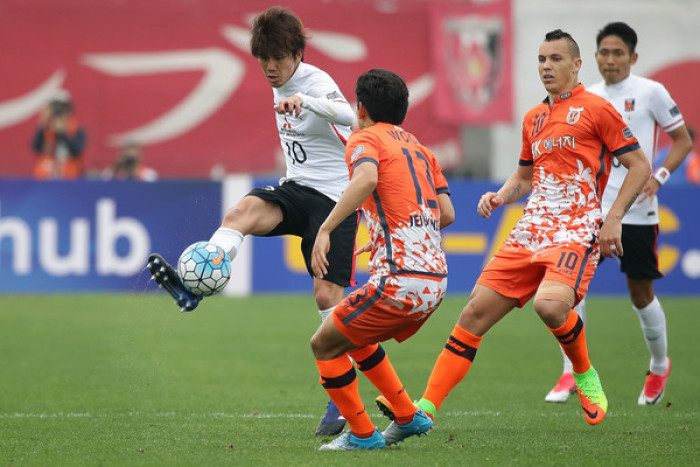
[
  {"xmin": 422, "ymin": 324, "xmax": 482, "ymax": 411},
  {"xmin": 315, "ymin": 356, "xmax": 375, "ymax": 438},
  {"xmin": 549, "ymin": 309, "xmax": 591, "ymax": 374},
  {"xmin": 350, "ymin": 344, "xmax": 414, "ymax": 425}
]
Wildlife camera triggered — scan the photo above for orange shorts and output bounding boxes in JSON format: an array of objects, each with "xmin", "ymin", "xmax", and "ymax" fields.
[
  {"xmin": 477, "ymin": 244, "xmax": 598, "ymax": 308},
  {"xmin": 333, "ymin": 274, "xmax": 447, "ymax": 347}
]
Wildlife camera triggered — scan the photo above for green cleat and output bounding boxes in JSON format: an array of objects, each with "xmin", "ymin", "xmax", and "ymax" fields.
[
  {"xmin": 375, "ymin": 396, "xmax": 436, "ymax": 421},
  {"xmin": 573, "ymin": 366, "xmax": 608, "ymax": 425}
]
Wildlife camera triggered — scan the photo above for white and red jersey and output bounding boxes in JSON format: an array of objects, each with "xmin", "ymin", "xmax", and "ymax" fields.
[
  {"xmin": 589, "ymin": 74, "xmax": 685, "ymax": 225},
  {"xmin": 346, "ymin": 122, "xmax": 450, "ymax": 281},
  {"xmin": 272, "ymin": 61, "xmax": 354, "ymax": 201},
  {"xmin": 507, "ymin": 84, "xmax": 640, "ymax": 254}
]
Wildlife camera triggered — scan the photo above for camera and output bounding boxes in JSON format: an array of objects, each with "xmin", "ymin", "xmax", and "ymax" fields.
[{"xmin": 49, "ymin": 101, "xmax": 70, "ymax": 117}]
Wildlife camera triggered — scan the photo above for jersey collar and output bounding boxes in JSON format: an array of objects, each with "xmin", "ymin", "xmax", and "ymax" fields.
[{"xmin": 543, "ymin": 83, "xmax": 585, "ymax": 105}]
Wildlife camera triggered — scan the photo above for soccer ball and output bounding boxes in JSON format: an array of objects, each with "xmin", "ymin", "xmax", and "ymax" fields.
[{"xmin": 177, "ymin": 241, "xmax": 231, "ymax": 296}]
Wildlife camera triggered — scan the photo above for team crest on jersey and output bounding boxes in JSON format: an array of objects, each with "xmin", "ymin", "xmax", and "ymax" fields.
[
  {"xmin": 350, "ymin": 145, "xmax": 365, "ymax": 164},
  {"xmin": 624, "ymin": 99, "xmax": 635, "ymax": 112},
  {"xmin": 566, "ymin": 106, "xmax": 583, "ymax": 125}
]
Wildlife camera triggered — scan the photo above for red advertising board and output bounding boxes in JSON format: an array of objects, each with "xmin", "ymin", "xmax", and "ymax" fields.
[{"xmin": 0, "ymin": 0, "xmax": 512, "ymax": 178}]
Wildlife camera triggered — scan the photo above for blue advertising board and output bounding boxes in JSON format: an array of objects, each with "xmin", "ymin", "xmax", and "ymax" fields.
[
  {"xmin": 0, "ymin": 179, "xmax": 697, "ymax": 296},
  {"xmin": 250, "ymin": 178, "xmax": 700, "ymax": 296},
  {"xmin": 0, "ymin": 180, "xmax": 221, "ymax": 292}
]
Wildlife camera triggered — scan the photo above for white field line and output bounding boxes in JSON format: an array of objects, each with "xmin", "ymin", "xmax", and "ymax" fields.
[
  {"xmin": 0, "ymin": 410, "xmax": 495, "ymax": 420},
  {"xmin": 1, "ymin": 410, "xmax": 694, "ymax": 420}
]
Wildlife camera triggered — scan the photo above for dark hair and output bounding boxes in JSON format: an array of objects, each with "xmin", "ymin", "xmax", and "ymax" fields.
[
  {"xmin": 596, "ymin": 22, "xmax": 637, "ymax": 54},
  {"xmin": 250, "ymin": 6, "xmax": 308, "ymax": 59},
  {"xmin": 544, "ymin": 29, "xmax": 580, "ymax": 58},
  {"xmin": 355, "ymin": 69, "xmax": 409, "ymax": 125}
]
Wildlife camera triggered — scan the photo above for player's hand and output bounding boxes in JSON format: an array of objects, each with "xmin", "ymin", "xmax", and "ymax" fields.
[
  {"xmin": 274, "ymin": 95, "xmax": 303, "ymax": 117},
  {"xmin": 354, "ymin": 241, "xmax": 371, "ymax": 256},
  {"xmin": 636, "ymin": 177, "xmax": 660, "ymax": 205},
  {"xmin": 598, "ymin": 220, "xmax": 623, "ymax": 258},
  {"xmin": 477, "ymin": 192, "xmax": 504, "ymax": 219},
  {"xmin": 311, "ymin": 230, "xmax": 331, "ymax": 278}
]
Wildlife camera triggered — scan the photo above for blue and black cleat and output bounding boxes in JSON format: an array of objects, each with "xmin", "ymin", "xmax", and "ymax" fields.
[{"xmin": 146, "ymin": 253, "xmax": 201, "ymax": 312}]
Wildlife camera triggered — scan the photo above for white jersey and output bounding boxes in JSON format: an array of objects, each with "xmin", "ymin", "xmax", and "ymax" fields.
[
  {"xmin": 272, "ymin": 61, "xmax": 355, "ymax": 202},
  {"xmin": 589, "ymin": 74, "xmax": 684, "ymax": 225}
]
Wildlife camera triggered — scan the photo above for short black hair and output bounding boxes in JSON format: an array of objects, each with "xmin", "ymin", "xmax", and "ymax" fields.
[
  {"xmin": 544, "ymin": 29, "xmax": 580, "ymax": 59},
  {"xmin": 596, "ymin": 22, "xmax": 637, "ymax": 54},
  {"xmin": 355, "ymin": 69, "xmax": 409, "ymax": 125},
  {"xmin": 250, "ymin": 6, "xmax": 308, "ymax": 59}
]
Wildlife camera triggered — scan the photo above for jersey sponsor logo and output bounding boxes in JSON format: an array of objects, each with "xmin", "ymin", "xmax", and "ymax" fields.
[
  {"xmin": 350, "ymin": 145, "xmax": 365, "ymax": 164},
  {"xmin": 326, "ymin": 91, "xmax": 340, "ymax": 100},
  {"xmin": 566, "ymin": 106, "xmax": 583, "ymax": 125},
  {"xmin": 623, "ymin": 127, "xmax": 634, "ymax": 139},
  {"xmin": 559, "ymin": 91, "xmax": 572, "ymax": 100},
  {"xmin": 669, "ymin": 105, "xmax": 680, "ymax": 117},
  {"xmin": 624, "ymin": 98, "xmax": 635, "ymax": 112},
  {"xmin": 531, "ymin": 135, "xmax": 576, "ymax": 157}
]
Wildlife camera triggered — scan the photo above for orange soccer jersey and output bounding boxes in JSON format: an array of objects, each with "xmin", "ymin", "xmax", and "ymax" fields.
[
  {"xmin": 510, "ymin": 84, "xmax": 640, "ymax": 253},
  {"xmin": 332, "ymin": 122, "xmax": 450, "ymax": 346},
  {"xmin": 345, "ymin": 122, "xmax": 450, "ymax": 278},
  {"xmin": 478, "ymin": 84, "xmax": 641, "ymax": 306}
]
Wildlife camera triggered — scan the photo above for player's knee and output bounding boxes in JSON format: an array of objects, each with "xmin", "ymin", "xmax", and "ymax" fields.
[
  {"xmin": 533, "ymin": 281, "xmax": 575, "ymax": 327},
  {"xmin": 309, "ymin": 332, "xmax": 325, "ymax": 358},
  {"xmin": 456, "ymin": 302, "xmax": 486, "ymax": 335},
  {"xmin": 313, "ymin": 282, "xmax": 343, "ymax": 310},
  {"xmin": 309, "ymin": 330, "xmax": 337, "ymax": 360},
  {"xmin": 628, "ymin": 286, "xmax": 654, "ymax": 309}
]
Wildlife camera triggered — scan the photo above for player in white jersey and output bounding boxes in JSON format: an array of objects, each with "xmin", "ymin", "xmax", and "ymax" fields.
[
  {"xmin": 147, "ymin": 6, "xmax": 357, "ymax": 435},
  {"xmin": 545, "ymin": 22, "xmax": 693, "ymax": 405}
]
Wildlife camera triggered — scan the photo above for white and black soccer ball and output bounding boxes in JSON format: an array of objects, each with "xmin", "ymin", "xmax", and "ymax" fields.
[{"xmin": 177, "ymin": 241, "xmax": 231, "ymax": 296}]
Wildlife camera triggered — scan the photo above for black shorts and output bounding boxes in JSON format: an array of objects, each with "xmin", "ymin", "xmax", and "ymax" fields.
[
  {"xmin": 247, "ymin": 181, "xmax": 358, "ymax": 287},
  {"xmin": 613, "ymin": 224, "xmax": 663, "ymax": 280}
]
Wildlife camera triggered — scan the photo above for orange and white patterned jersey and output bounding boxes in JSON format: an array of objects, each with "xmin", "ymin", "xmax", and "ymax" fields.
[
  {"xmin": 506, "ymin": 84, "xmax": 640, "ymax": 253},
  {"xmin": 346, "ymin": 122, "xmax": 450, "ymax": 279}
]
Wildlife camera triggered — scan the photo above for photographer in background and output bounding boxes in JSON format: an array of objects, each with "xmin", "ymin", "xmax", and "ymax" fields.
[
  {"xmin": 102, "ymin": 141, "xmax": 158, "ymax": 181},
  {"xmin": 32, "ymin": 90, "xmax": 86, "ymax": 180}
]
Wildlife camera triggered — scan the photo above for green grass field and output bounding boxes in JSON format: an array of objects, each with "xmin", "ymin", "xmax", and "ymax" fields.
[{"xmin": 1, "ymin": 294, "xmax": 698, "ymax": 466}]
